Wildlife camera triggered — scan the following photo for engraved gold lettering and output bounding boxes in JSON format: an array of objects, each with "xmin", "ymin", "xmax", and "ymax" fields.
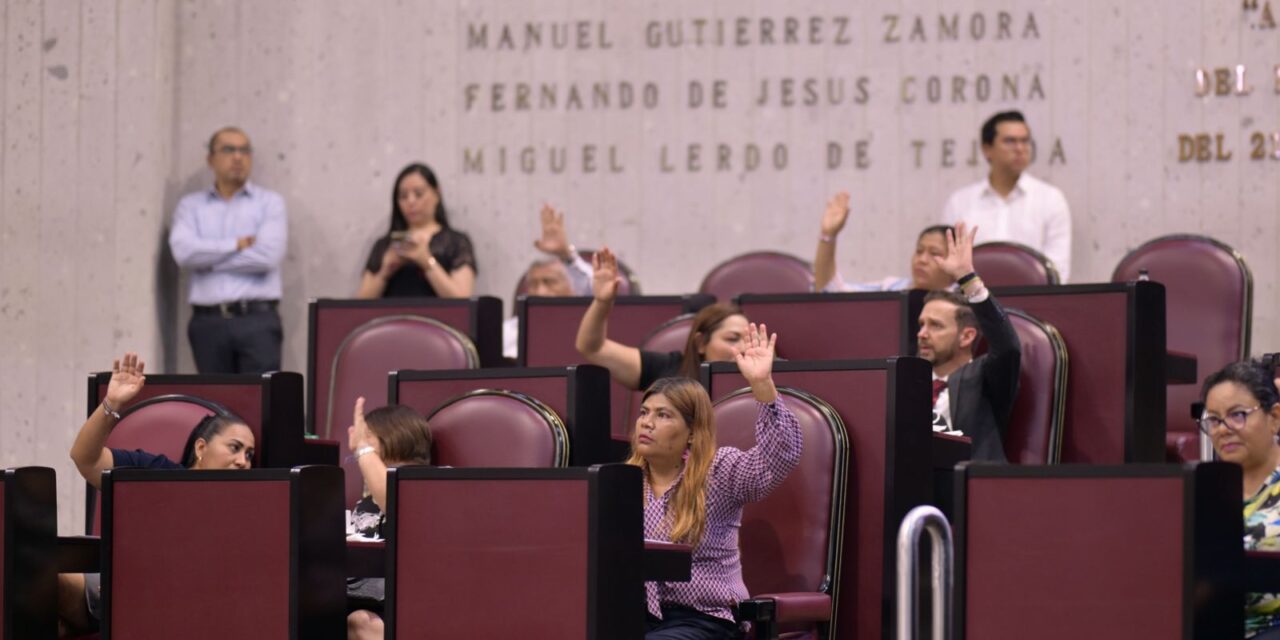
[
  {"xmin": 834, "ymin": 17, "xmax": 851, "ymax": 45},
  {"xmin": 883, "ymin": 15, "xmax": 900, "ymax": 43},
  {"xmin": 1215, "ymin": 133, "xmax": 1232, "ymax": 161},
  {"xmin": 1048, "ymin": 138, "xmax": 1066, "ymax": 165}
]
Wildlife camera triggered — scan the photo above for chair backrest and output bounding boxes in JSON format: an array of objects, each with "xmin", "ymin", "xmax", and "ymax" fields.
[
  {"xmin": 391, "ymin": 366, "xmax": 613, "ymax": 467},
  {"xmin": 1111, "ymin": 234, "xmax": 1253, "ymax": 461},
  {"xmin": 327, "ymin": 315, "xmax": 480, "ymax": 506},
  {"xmin": 385, "ymin": 465, "xmax": 644, "ymax": 640},
  {"xmin": 955, "ymin": 462, "xmax": 1242, "ymax": 640},
  {"xmin": 698, "ymin": 251, "xmax": 814, "ymax": 302},
  {"xmin": 512, "ymin": 248, "xmax": 640, "ymax": 302},
  {"xmin": 101, "ymin": 466, "xmax": 345, "ymax": 640},
  {"xmin": 973, "ymin": 241, "xmax": 1061, "ymax": 287},
  {"xmin": 426, "ymin": 390, "xmax": 570, "ymax": 468},
  {"xmin": 1, "ymin": 467, "xmax": 57, "ymax": 640},
  {"xmin": 713, "ymin": 388, "xmax": 849, "ymax": 603},
  {"xmin": 87, "ymin": 395, "xmax": 232, "ymax": 535},
  {"xmin": 991, "ymin": 282, "xmax": 1167, "ymax": 464},
  {"xmin": 1004, "ymin": 309, "xmax": 1068, "ymax": 464},
  {"xmin": 307, "ymin": 297, "xmax": 504, "ymax": 432}
]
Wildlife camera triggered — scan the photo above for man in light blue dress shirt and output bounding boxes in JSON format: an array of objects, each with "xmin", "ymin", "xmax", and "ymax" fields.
[{"xmin": 168, "ymin": 127, "xmax": 287, "ymax": 373}]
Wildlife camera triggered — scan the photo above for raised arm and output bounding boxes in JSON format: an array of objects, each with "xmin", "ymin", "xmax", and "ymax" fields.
[
  {"xmin": 348, "ymin": 397, "xmax": 390, "ymax": 511},
  {"xmin": 71, "ymin": 353, "xmax": 147, "ymax": 489},
  {"xmin": 718, "ymin": 323, "xmax": 803, "ymax": 503},
  {"xmin": 574, "ymin": 247, "xmax": 642, "ymax": 389},
  {"xmin": 536, "ymin": 203, "xmax": 593, "ymax": 294},
  {"xmin": 813, "ymin": 191, "xmax": 850, "ymax": 292}
]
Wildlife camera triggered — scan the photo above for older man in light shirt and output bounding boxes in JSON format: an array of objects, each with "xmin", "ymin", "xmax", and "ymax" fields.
[
  {"xmin": 169, "ymin": 126, "xmax": 287, "ymax": 373},
  {"xmin": 942, "ymin": 110, "xmax": 1073, "ymax": 281}
]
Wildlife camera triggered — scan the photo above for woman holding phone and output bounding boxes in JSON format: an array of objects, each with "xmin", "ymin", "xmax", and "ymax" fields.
[{"xmin": 355, "ymin": 163, "xmax": 477, "ymax": 299}]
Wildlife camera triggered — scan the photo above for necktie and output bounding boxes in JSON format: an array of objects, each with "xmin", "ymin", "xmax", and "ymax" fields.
[{"xmin": 932, "ymin": 378, "xmax": 948, "ymax": 406}]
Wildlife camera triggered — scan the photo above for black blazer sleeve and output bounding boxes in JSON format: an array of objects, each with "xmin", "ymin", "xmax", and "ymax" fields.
[{"xmin": 973, "ymin": 294, "xmax": 1021, "ymax": 435}]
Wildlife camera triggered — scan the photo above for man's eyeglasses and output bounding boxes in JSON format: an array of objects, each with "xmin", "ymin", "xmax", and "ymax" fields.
[
  {"xmin": 1197, "ymin": 405, "xmax": 1262, "ymax": 434},
  {"xmin": 213, "ymin": 145, "xmax": 253, "ymax": 156}
]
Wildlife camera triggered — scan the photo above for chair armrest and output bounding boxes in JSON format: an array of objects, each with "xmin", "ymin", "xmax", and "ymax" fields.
[
  {"xmin": 1246, "ymin": 550, "xmax": 1280, "ymax": 592},
  {"xmin": 300, "ymin": 438, "xmax": 339, "ymax": 466},
  {"xmin": 750, "ymin": 592, "xmax": 831, "ymax": 623}
]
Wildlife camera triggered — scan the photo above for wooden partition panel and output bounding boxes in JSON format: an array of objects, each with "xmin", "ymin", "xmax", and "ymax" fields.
[
  {"xmin": 992, "ymin": 282, "xmax": 1166, "ymax": 463},
  {"xmin": 2, "ymin": 467, "xmax": 57, "ymax": 640},
  {"xmin": 955, "ymin": 463, "xmax": 1241, "ymax": 640},
  {"xmin": 307, "ymin": 297, "xmax": 503, "ymax": 432},
  {"xmin": 386, "ymin": 466, "xmax": 643, "ymax": 640},
  {"xmin": 101, "ymin": 467, "xmax": 345, "ymax": 640},
  {"xmin": 702, "ymin": 358, "xmax": 932, "ymax": 640},
  {"xmin": 520, "ymin": 295, "xmax": 713, "ymax": 441},
  {"xmin": 734, "ymin": 291, "xmax": 925, "ymax": 361},
  {"xmin": 390, "ymin": 366, "xmax": 613, "ymax": 466}
]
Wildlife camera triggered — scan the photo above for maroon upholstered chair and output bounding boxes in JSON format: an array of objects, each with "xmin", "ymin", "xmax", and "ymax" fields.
[
  {"xmin": 1112, "ymin": 234, "xmax": 1253, "ymax": 462},
  {"xmin": 100, "ymin": 466, "xmax": 345, "ymax": 640},
  {"xmin": 714, "ymin": 388, "xmax": 850, "ymax": 640},
  {"xmin": 86, "ymin": 395, "xmax": 232, "ymax": 535},
  {"xmin": 426, "ymin": 390, "xmax": 570, "ymax": 468},
  {"xmin": 512, "ymin": 248, "xmax": 640, "ymax": 301},
  {"xmin": 954, "ymin": 462, "xmax": 1242, "ymax": 639},
  {"xmin": 324, "ymin": 315, "xmax": 480, "ymax": 505},
  {"xmin": 385, "ymin": 465, "xmax": 645, "ymax": 639},
  {"xmin": 1003, "ymin": 309, "xmax": 1068, "ymax": 464},
  {"xmin": 973, "ymin": 242, "xmax": 1061, "ymax": 287},
  {"xmin": 699, "ymin": 252, "xmax": 814, "ymax": 303},
  {"xmin": 2, "ymin": 467, "xmax": 57, "ymax": 639}
]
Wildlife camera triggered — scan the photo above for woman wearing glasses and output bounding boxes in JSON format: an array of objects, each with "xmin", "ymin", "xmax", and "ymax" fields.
[{"xmin": 1199, "ymin": 361, "xmax": 1280, "ymax": 639}]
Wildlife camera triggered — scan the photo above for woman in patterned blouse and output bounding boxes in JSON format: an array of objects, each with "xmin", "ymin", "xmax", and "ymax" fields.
[
  {"xmin": 628, "ymin": 322, "xmax": 802, "ymax": 639},
  {"xmin": 1200, "ymin": 361, "xmax": 1280, "ymax": 639}
]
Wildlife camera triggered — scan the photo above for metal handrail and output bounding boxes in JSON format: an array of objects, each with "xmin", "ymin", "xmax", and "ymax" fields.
[{"xmin": 896, "ymin": 506, "xmax": 954, "ymax": 640}]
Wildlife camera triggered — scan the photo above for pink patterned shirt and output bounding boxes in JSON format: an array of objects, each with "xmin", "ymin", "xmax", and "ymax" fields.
[{"xmin": 643, "ymin": 398, "xmax": 803, "ymax": 623}]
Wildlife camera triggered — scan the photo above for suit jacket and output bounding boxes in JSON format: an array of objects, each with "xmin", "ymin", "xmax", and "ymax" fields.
[{"xmin": 946, "ymin": 294, "xmax": 1021, "ymax": 462}]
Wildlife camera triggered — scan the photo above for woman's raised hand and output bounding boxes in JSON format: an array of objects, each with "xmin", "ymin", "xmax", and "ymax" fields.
[
  {"xmin": 591, "ymin": 247, "xmax": 622, "ymax": 303},
  {"xmin": 105, "ymin": 353, "xmax": 146, "ymax": 408},
  {"xmin": 734, "ymin": 323, "xmax": 777, "ymax": 386},
  {"xmin": 820, "ymin": 191, "xmax": 851, "ymax": 237},
  {"xmin": 348, "ymin": 396, "xmax": 375, "ymax": 453}
]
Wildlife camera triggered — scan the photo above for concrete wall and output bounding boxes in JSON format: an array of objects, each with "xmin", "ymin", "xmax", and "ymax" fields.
[{"xmin": 2, "ymin": 0, "xmax": 1278, "ymax": 532}]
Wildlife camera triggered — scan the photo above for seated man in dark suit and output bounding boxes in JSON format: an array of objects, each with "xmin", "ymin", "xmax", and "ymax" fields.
[{"xmin": 916, "ymin": 222, "xmax": 1021, "ymax": 462}]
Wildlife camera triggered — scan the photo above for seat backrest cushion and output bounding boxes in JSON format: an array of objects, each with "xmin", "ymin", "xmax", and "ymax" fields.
[
  {"xmin": 428, "ymin": 393, "xmax": 561, "ymax": 468},
  {"xmin": 714, "ymin": 391, "xmax": 838, "ymax": 594},
  {"xmin": 699, "ymin": 253, "xmax": 813, "ymax": 302},
  {"xmin": 974, "ymin": 243, "xmax": 1055, "ymax": 287},
  {"xmin": 1005, "ymin": 313, "xmax": 1062, "ymax": 464}
]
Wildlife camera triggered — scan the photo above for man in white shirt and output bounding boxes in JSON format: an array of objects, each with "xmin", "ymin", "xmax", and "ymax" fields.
[{"xmin": 942, "ymin": 111, "xmax": 1073, "ymax": 281}]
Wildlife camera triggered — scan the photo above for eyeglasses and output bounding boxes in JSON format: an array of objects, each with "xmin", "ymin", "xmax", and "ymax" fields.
[
  {"xmin": 214, "ymin": 145, "xmax": 253, "ymax": 156},
  {"xmin": 1197, "ymin": 405, "xmax": 1262, "ymax": 434}
]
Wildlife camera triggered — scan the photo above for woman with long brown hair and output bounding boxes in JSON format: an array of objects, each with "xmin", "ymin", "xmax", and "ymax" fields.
[
  {"xmin": 576, "ymin": 247, "xmax": 749, "ymax": 390},
  {"xmin": 631, "ymin": 323, "xmax": 801, "ymax": 639}
]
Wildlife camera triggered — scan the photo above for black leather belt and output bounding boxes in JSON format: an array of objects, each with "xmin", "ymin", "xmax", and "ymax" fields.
[{"xmin": 192, "ymin": 300, "xmax": 278, "ymax": 318}]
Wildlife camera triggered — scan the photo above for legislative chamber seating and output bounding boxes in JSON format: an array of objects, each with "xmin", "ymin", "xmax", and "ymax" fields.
[
  {"xmin": 972, "ymin": 241, "xmax": 1061, "ymax": 287},
  {"xmin": 735, "ymin": 291, "xmax": 925, "ymax": 361},
  {"xmin": 954, "ymin": 462, "xmax": 1242, "ymax": 639},
  {"xmin": 390, "ymin": 365, "xmax": 612, "ymax": 466},
  {"xmin": 383, "ymin": 465, "xmax": 645, "ymax": 639},
  {"xmin": 99, "ymin": 466, "xmax": 345, "ymax": 640},
  {"xmin": 307, "ymin": 296, "xmax": 503, "ymax": 432},
  {"xmin": 992, "ymin": 282, "xmax": 1168, "ymax": 463},
  {"xmin": 425, "ymin": 390, "xmax": 571, "ymax": 467},
  {"xmin": 702, "ymin": 358, "xmax": 933, "ymax": 640},
  {"xmin": 1003, "ymin": 309, "xmax": 1068, "ymax": 464},
  {"xmin": 1112, "ymin": 234, "xmax": 1253, "ymax": 461},
  {"xmin": 519, "ymin": 294, "xmax": 713, "ymax": 441},
  {"xmin": 712, "ymin": 388, "xmax": 850, "ymax": 640},
  {"xmin": 1, "ymin": 467, "xmax": 57, "ymax": 639},
  {"xmin": 699, "ymin": 251, "xmax": 814, "ymax": 302}
]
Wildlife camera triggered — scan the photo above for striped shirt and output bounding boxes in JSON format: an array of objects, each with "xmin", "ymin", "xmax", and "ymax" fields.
[{"xmin": 643, "ymin": 398, "xmax": 803, "ymax": 624}]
